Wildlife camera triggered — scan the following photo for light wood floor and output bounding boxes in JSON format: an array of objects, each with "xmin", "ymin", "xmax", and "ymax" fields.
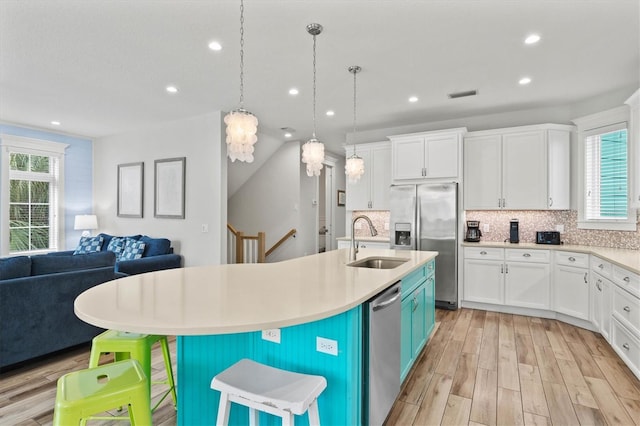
[{"xmin": 1, "ymin": 309, "xmax": 639, "ymax": 425}]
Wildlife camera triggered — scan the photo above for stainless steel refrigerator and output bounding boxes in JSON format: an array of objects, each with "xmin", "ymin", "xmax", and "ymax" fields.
[{"xmin": 389, "ymin": 183, "xmax": 458, "ymax": 309}]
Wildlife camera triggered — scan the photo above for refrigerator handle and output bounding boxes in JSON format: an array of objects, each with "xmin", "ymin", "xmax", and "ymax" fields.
[{"xmin": 415, "ymin": 195, "xmax": 420, "ymax": 251}]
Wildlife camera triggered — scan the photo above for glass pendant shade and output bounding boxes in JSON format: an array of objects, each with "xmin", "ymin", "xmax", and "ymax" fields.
[
  {"xmin": 302, "ymin": 138, "xmax": 324, "ymax": 177},
  {"xmin": 345, "ymin": 154, "xmax": 365, "ymax": 182},
  {"xmin": 225, "ymin": 109, "xmax": 258, "ymax": 163}
]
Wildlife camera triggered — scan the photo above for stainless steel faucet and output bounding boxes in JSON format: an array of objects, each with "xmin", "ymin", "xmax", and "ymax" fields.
[{"xmin": 350, "ymin": 215, "xmax": 378, "ymax": 261}]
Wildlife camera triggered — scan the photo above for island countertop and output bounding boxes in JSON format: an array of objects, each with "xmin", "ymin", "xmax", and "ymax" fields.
[{"xmin": 74, "ymin": 248, "xmax": 437, "ymax": 336}]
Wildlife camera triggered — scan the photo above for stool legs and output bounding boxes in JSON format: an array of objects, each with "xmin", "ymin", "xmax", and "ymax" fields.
[
  {"xmin": 307, "ymin": 400, "xmax": 321, "ymax": 426},
  {"xmin": 216, "ymin": 391, "xmax": 232, "ymax": 426},
  {"xmin": 159, "ymin": 336, "xmax": 178, "ymax": 408}
]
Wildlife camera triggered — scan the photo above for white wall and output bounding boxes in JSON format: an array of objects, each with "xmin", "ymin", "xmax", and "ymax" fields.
[{"xmin": 93, "ymin": 111, "xmax": 226, "ymax": 267}]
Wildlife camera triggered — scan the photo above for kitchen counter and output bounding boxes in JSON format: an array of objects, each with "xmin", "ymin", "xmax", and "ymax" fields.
[
  {"xmin": 336, "ymin": 236, "xmax": 390, "ymax": 243},
  {"xmin": 461, "ymin": 241, "xmax": 640, "ymax": 274},
  {"xmin": 74, "ymin": 248, "xmax": 436, "ymax": 335}
]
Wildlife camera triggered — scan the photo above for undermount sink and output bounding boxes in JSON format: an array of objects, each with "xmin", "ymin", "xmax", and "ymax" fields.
[{"xmin": 347, "ymin": 256, "xmax": 408, "ymax": 269}]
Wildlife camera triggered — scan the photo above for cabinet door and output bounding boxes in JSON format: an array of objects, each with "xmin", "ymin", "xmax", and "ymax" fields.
[
  {"xmin": 592, "ymin": 275, "xmax": 603, "ymax": 330},
  {"xmin": 547, "ymin": 130, "xmax": 570, "ymax": 209},
  {"xmin": 505, "ymin": 262, "xmax": 550, "ymax": 309},
  {"xmin": 463, "ymin": 135, "xmax": 502, "ymax": 209},
  {"xmin": 371, "ymin": 145, "xmax": 391, "ymax": 209},
  {"xmin": 345, "ymin": 147, "xmax": 372, "ymax": 210},
  {"xmin": 554, "ymin": 265, "xmax": 590, "ymax": 320},
  {"xmin": 392, "ymin": 138, "xmax": 425, "ymax": 180},
  {"xmin": 502, "ymin": 131, "xmax": 547, "ymax": 209},
  {"xmin": 424, "ymin": 276, "xmax": 435, "ymax": 338},
  {"xmin": 463, "ymin": 259, "xmax": 504, "ymax": 304},
  {"xmin": 601, "ymin": 277, "xmax": 611, "ymax": 341},
  {"xmin": 411, "ymin": 284, "xmax": 427, "ymax": 359},
  {"xmin": 425, "ymin": 134, "xmax": 458, "ymax": 178},
  {"xmin": 400, "ymin": 296, "xmax": 413, "ymax": 382}
]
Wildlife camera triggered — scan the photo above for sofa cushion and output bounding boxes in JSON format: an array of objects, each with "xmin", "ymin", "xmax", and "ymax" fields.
[
  {"xmin": 98, "ymin": 233, "xmax": 141, "ymax": 250},
  {"xmin": 0, "ymin": 256, "xmax": 32, "ymax": 280},
  {"xmin": 73, "ymin": 235, "xmax": 104, "ymax": 255},
  {"xmin": 31, "ymin": 251, "xmax": 116, "ymax": 276},
  {"xmin": 139, "ymin": 236, "xmax": 172, "ymax": 257},
  {"xmin": 120, "ymin": 238, "xmax": 146, "ymax": 260},
  {"xmin": 106, "ymin": 236, "xmax": 126, "ymax": 259}
]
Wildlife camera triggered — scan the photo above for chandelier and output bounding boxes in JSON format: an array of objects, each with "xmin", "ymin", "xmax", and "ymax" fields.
[
  {"xmin": 345, "ymin": 65, "xmax": 365, "ymax": 182},
  {"xmin": 225, "ymin": 0, "xmax": 258, "ymax": 163},
  {"xmin": 301, "ymin": 23, "xmax": 325, "ymax": 177}
]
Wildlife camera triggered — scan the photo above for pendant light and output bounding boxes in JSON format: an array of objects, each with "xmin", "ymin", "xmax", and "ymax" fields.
[
  {"xmin": 224, "ymin": 0, "xmax": 258, "ymax": 163},
  {"xmin": 301, "ymin": 23, "xmax": 325, "ymax": 177},
  {"xmin": 345, "ymin": 65, "xmax": 365, "ymax": 183}
]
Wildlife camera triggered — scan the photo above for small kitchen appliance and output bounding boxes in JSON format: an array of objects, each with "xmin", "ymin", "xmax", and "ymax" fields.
[
  {"xmin": 464, "ymin": 220, "xmax": 482, "ymax": 242},
  {"xmin": 509, "ymin": 219, "xmax": 519, "ymax": 243},
  {"xmin": 536, "ymin": 231, "xmax": 561, "ymax": 245}
]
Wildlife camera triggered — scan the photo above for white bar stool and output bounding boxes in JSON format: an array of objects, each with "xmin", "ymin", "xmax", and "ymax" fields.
[{"xmin": 210, "ymin": 359, "xmax": 327, "ymax": 426}]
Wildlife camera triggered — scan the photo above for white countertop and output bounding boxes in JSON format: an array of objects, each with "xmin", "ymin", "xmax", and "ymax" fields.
[
  {"xmin": 336, "ymin": 236, "xmax": 390, "ymax": 243},
  {"xmin": 74, "ymin": 248, "xmax": 437, "ymax": 336},
  {"xmin": 462, "ymin": 241, "xmax": 640, "ymax": 274}
]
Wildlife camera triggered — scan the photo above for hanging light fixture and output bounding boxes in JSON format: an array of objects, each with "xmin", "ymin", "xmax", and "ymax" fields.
[
  {"xmin": 224, "ymin": 0, "xmax": 258, "ymax": 163},
  {"xmin": 301, "ymin": 23, "xmax": 325, "ymax": 177},
  {"xmin": 345, "ymin": 65, "xmax": 365, "ymax": 182}
]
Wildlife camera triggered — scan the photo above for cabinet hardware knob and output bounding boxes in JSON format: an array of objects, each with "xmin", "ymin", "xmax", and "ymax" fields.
[
  {"xmin": 500, "ymin": 264, "xmax": 504, "ymax": 274},
  {"xmin": 622, "ymin": 343, "xmax": 630, "ymax": 350},
  {"xmin": 623, "ymin": 277, "xmax": 630, "ymax": 282},
  {"xmin": 624, "ymin": 306, "xmax": 631, "ymax": 312},
  {"xmin": 584, "ymin": 273, "xmax": 588, "ymax": 283},
  {"xmin": 523, "ymin": 253, "xmax": 531, "ymax": 257},
  {"xmin": 505, "ymin": 265, "xmax": 509, "ymax": 274},
  {"xmin": 599, "ymin": 264, "xmax": 604, "ymax": 269},
  {"xmin": 549, "ymin": 197, "xmax": 553, "ymax": 207},
  {"xmin": 498, "ymin": 199, "xmax": 501, "ymax": 208},
  {"xmin": 480, "ymin": 251, "xmax": 487, "ymax": 255},
  {"xmin": 568, "ymin": 257, "xmax": 576, "ymax": 262}
]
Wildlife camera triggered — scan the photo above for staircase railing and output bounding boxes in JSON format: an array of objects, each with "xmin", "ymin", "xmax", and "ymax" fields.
[{"xmin": 227, "ymin": 224, "xmax": 296, "ymax": 264}]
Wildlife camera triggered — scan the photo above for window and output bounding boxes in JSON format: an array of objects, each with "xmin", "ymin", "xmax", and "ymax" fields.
[
  {"xmin": 1, "ymin": 136, "xmax": 67, "ymax": 255},
  {"xmin": 574, "ymin": 105, "xmax": 636, "ymax": 231}
]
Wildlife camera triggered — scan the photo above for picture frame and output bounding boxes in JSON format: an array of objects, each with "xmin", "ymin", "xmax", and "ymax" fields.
[
  {"xmin": 154, "ymin": 157, "xmax": 186, "ymax": 219},
  {"xmin": 117, "ymin": 162, "xmax": 144, "ymax": 218},
  {"xmin": 337, "ymin": 189, "xmax": 346, "ymax": 207}
]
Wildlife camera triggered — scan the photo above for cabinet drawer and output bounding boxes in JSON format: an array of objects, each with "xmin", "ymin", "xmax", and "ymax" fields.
[
  {"xmin": 591, "ymin": 256, "xmax": 612, "ymax": 278},
  {"xmin": 613, "ymin": 285, "xmax": 640, "ymax": 333},
  {"xmin": 425, "ymin": 259, "xmax": 435, "ymax": 278},
  {"xmin": 464, "ymin": 247, "xmax": 503, "ymax": 261},
  {"xmin": 613, "ymin": 265, "xmax": 640, "ymax": 297},
  {"xmin": 555, "ymin": 251, "xmax": 589, "ymax": 268},
  {"xmin": 401, "ymin": 265, "xmax": 427, "ymax": 296},
  {"xmin": 612, "ymin": 318, "xmax": 640, "ymax": 375},
  {"xmin": 506, "ymin": 249, "xmax": 550, "ymax": 263}
]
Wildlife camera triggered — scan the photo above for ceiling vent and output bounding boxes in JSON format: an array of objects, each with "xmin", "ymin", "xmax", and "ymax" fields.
[{"xmin": 448, "ymin": 90, "xmax": 478, "ymax": 99}]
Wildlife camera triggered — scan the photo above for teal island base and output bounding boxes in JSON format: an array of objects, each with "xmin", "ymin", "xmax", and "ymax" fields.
[{"xmin": 177, "ymin": 306, "xmax": 363, "ymax": 425}]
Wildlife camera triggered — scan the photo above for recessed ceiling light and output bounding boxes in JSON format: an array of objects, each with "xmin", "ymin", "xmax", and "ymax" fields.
[
  {"xmin": 51, "ymin": 121, "xmax": 61, "ymax": 126},
  {"xmin": 524, "ymin": 34, "xmax": 541, "ymax": 45},
  {"xmin": 409, "ymin": 96, "xmax": 419, "ymax": 103},
  {"xmin": 166, "ymin": 85, "xmax": 179, "ymax": 94},
  {"xmin": 519, "ymin": 77, "xmax": 532, "ymax": 85},
  {"xmin": 208, "ymin": 41, "xmax": 222, "ymax": 51},
  {"xmin": 284, "ymin": 133, "xmax": 292, "ymax": 138},
  {"xmin": 289, "ymin": 88, "xmax": 299, "ymax": 95},
  {"xmin": 326, "ymin": 110, "xmax": 335, "ymax": 116}
]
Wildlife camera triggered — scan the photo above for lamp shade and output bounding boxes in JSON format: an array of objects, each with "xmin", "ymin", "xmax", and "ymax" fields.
[
  {"xmin": 302, "ymin": 138, "xmax": 324, "ymax": 177},
  {"xmin": 345, "ymin": 155, "xmax": 365, "ymax": 182},
  {"xmin": 74, "ymin": 215, "xmax": 98, "ymax": 231}
]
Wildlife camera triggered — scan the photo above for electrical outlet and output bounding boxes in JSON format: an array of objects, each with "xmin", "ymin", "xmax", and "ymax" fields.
[
  {"xmin": 555, "ymin": 224, "xmax": 565, "ymax": 233},
  {"xmin": 201, "ymin": 224, "xmax": 209, "ymax": 233},
  {"xmin": 316, "ymin": 337, "xmax": 338, "ymax": 356},
  {"xmin": 261, "ymin": 329, "xmax": 281, "ymax": 344},
  {"xmin": 483, "ymin": 223, "xmax": 490, "ymax": 232}
]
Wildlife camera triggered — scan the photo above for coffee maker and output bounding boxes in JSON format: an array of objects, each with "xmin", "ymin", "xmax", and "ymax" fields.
[{"xmin": 465, "ymin": 220, "xmax": 482, "ymax": 242}]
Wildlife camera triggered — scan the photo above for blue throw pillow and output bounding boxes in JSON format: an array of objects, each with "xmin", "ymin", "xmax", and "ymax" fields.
[
  {"xmin": 120, "ymin": 238, "xmax": 146, "ymax": 260},
  {"xmin": 139, "ymin": 236, "xmax": 172, "ymax": 257},
  {"xmin": 0, "ymin": 256, "xmax": 32, "ymax": 280},
  {"xmin": 106, "ymin": 236, "xmax": 126, "ymax": 259},
  {"xmin": 73, "ymin": 236, "xmax": 104, "ymax": 255}
]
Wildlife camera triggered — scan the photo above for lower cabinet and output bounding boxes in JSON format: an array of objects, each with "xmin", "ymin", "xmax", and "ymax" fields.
[
  {"xmin": 591, "ymin": 271, "xmax": 612, "ymax": 341},
  {"xmin": 554, "ymin": 251, "xmax": 590, "ymax": 321}
]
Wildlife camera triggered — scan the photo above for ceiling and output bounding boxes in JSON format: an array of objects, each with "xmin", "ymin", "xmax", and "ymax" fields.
[{"xmin": 1, "ymin": 0, "xmax": 639, "ymax": 155}]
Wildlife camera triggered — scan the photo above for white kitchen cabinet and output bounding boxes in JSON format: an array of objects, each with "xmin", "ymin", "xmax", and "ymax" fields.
[
  {"xmin": 345, "ymin": 142, "xmax": 391, "ymax": 210},
  {"xmin": 504, "ymin": 249, "xmax": 551, "ymax": 310},
  {"xmin": 463, "ymin": 247, "xmax": 504, "ymax": 304},
  {"xmin": 463, "ymin": 124, "xmax": 572, "ymax": 210},
  {"xmin": 591, "ymin": 256, "xmax": 613, "ymax": 341},
  {"xmin": 389, "ymin": 128, "xmax": 465, "ymax": 181},
  {"xmin": 554, "ymin": 251, "xmax": 590, "ymax": 321},
  {"xmin": 624, "ymin": 89, "xmax": 640, "ymax": 208}
]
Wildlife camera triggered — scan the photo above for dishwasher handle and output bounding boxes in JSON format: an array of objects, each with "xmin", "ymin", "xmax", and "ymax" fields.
[{"xmin": 372, "ymin": 286, "xmax": 401, "ymax": 311}]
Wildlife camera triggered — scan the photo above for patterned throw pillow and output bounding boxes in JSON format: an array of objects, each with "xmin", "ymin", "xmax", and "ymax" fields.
[
  {"xmin": 106, "ymin": 236, "xmax": 126, "ymax": 259},
  {"xmin": 120, "ymin": 238, "xmax": 146, "ymax": 261},
  {"xmin": 73, "ymin": 236, "xmax": 104, "ymax": 255}
]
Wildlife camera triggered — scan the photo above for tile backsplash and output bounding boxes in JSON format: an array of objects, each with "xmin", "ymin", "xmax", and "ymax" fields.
[
  {"xmin": 466, "ymin": 210, "xmax": 640, "ymax": 250},
  {"xmin": 351, "ymin": 211, "xmax": 390, "ymax": 238}
]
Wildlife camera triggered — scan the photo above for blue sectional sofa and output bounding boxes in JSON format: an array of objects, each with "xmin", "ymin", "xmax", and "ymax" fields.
[{"xmin": 0, "ymin": 251, "xmax": 123, "ymax": 369}]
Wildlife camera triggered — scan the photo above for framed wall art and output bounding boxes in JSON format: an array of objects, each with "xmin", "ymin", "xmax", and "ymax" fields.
[
  {"xmin": 117, "ymin": 162, "xmax": 144, "ymax": 218},
  {"xmin": 154, "ymin": 157, "xmax": 186, "ymax": 219},
  {"xmin": 337, "ymin": 189, "xmax": 346, "ymax": 206}
]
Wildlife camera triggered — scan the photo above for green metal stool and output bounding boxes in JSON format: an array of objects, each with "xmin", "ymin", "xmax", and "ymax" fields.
[
  {"xmin": 53, "ymin": 359, "xmax": 151, "ymax": 425},
  {"xmin": 89, "ymin": 329, "xmax": 177, "ymax": 412}
]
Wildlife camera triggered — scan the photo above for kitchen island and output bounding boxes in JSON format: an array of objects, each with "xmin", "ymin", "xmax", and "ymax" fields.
[{"xmin": 74, "ymin": 248, "xmax": 437, "ymax": 425}]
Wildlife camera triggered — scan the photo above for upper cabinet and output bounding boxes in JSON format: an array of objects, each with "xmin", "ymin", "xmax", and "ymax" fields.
[
  {"xmin": 345, "ymin": 141, "xmax": 391, "ymax": 210},
  {"xmin": 625, "ymin": 89, "xmax": 639, "ymax": 208},
  {"xmin": 464, "ymin": 124, "xmax": 572, "ymax": 210},
  {"xmin": 389, "ymin": 128, "xmax": 466, "ymax": 181}
]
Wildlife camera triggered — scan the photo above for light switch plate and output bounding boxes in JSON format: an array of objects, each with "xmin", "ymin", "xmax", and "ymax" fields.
[
  {"xmin": 261, "ymin": 329, "xmax": 281, "ymax": 344},
  {"xmin": 316, "ymin": 336, "xmax": 338, "ymax": 356}
]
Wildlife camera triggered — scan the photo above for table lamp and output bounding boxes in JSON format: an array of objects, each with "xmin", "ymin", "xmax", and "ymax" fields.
[{"xmin": 74, "ymin": 215, "xmax": 98, "ymax": 237}]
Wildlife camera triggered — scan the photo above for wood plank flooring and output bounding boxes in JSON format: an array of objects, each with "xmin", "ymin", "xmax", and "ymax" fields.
[{"xmin": 1, "ymin": 309, "xmax": 639, "ymax": 425}]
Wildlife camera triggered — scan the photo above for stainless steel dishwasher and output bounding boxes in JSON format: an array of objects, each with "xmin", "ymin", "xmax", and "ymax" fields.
[{"xmin": 364, "ymin": 282, "xmax": 402, "ymax": 426}]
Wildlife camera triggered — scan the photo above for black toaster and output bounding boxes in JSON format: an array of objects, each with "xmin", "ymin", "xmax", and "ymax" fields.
[{"xmin": 536, "ymin": 231, "xmax": 561, "ymax": 245}]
